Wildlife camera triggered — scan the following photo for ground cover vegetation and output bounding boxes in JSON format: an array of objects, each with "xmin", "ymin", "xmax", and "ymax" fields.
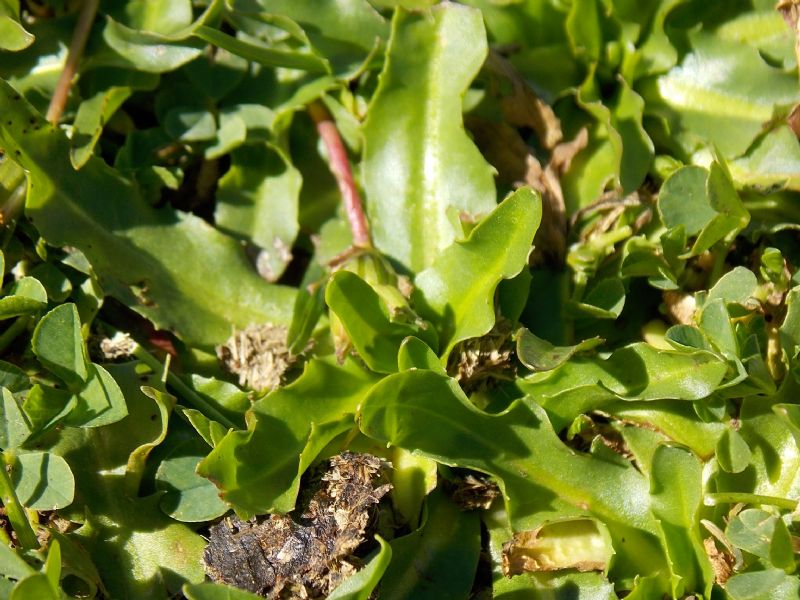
[{"xmin": 1, "ymin": 0, "xmax": 800, "ymax": 598}]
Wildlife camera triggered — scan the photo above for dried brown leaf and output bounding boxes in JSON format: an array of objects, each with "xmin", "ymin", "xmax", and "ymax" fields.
[
  {"xmin": 485, "ymin": 52, "xmax": 563, "ymax": 149},
  {"xmin": 703, "ymin": 537, "xmax": 735, "ymax": 585},
  {"xmin": 448, "ymin": 474, "xmax": 500, "ymax": 511}
]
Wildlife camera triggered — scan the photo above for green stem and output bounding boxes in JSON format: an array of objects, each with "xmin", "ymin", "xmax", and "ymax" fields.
[
  {"xmin": 0, "ymin": 452, "xmax": 38, "ymax": 550},
  {"xmin": 707, "ymin": 242, "xmax": 728, "ymax": 288},
  {"xmin": 744, "ymin": 197, "xmax": 800, "ymax": 224},
  {"xmin": 704, "ymin": 492, "xmax": 798, "ymax": 511},
  {"xmin": 0, "ymin": 317, "xmax": 30, "ymax": 355},
  {"xmin": 131, "ymin": 345, "xmax": 237, "ymax": 430}
]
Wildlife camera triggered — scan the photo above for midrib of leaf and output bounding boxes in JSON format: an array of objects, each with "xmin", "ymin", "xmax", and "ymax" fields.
[
  {"xmin": 716, "ymin": 12, "xmax": 789, "ymax": 47},
  {"xmin": 657, "ymin": 76, "xmax": 775, "ymax": 122},
  {"xmin": 417, "ymin": 33, "xmax": 444, "ymax": 272}
]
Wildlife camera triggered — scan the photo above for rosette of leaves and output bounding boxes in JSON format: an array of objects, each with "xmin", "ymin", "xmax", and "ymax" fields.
[{"xmin": 0, "ymin": 0, "xmax": 799, "ymax": 598}]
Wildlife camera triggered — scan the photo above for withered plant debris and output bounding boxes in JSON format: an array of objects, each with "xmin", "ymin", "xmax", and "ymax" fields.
[
  {"xmin": 204, "ymin": 452, "xmax": 391, "ymax": 598},
  {"xmin": 502, "ymin": 524, "xmax": 609, "ymax": 576},
  {"xmin": 98, "ymin": 331, "xmax": 137, "ymax": 361},
  {"xmin": 704, "ymin": 537, "xmax": 735, "ymax": 586},
  {"xmin": 448, "ymin": 474, "xmax": 501, "ymax": 511},
  {"xmin": 448, "ymin": 319, "xmax": 515, "ymax": 393},
  {"xmin": 217, "ymin": 323, "xmax": 296, "ymax": 392},
  {"xmin": 525, "ymin": 127, "xmax": 589, "ymax": 266}
]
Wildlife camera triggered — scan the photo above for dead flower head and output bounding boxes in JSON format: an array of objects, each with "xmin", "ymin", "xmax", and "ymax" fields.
[
  {"xmin": 98, "ymin": 331, "xmax": 137, "ymax": 361},
  {"xmin": 217, "ymin": 324, "xmax": 295, "ymax": 393}
]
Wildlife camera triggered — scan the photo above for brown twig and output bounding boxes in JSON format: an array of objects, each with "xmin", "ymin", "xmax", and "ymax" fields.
[
  {"xmin": 46, "ymin": 0, "xmax": 100, "ymax": 124},
  {"xmin": 308, "ymin": 101, "xmax": 372, "ymax": 248}
]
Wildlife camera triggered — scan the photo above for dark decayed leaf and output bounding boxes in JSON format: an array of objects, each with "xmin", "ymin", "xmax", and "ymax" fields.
[{"xmin": 203, "ymin": 453, "xmax": 390, "ymax": 598}]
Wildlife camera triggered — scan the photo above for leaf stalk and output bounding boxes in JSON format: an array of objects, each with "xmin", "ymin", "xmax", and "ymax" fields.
[
  {"xmin": 46, "ymin": 0, "xmax": 100, "ymax": 124},
  {"xmin": 308, "ymin": 100, "xmax": 372, "ymax": 248},
  {"xmin": 0, "ymin": 451, "xmax": 38, "ymax": 550}
]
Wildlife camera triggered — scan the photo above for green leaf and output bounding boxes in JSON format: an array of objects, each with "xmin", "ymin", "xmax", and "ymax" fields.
[
  {"xmin": 359, "ymin": 369, "xmax": 665, "ymax": 576},
  {"xmin": 649, "ymin": 445, "xmax": 713, "ymax": 597},
  {"xmin": 730, "ymin": 126, "xmax": 800, "ymax": 191},
  {"xmin": 516, "ymin": 328, "xmax": 603, "ymax": 372},
  {"xmin": 0, "ymin": 540, "xmax": 33, "ymax": 580},
  {"xmin": 66, "ymin": 364, "xmax": 129, "ymax": 428},
  {"xmin": 193, "ymin": 26, "xmax": 329, "ymax": 73},
  {"xmin": 716, "ymin": 428, "xmax": 753, "ymax": 474},
  {"xmin": 231, "ymin": 0, "xmax": 388, "ymax": 53},
  {"xmin": 519, "ymin": 343, "xmax": 728, "ymax": 430},
  {"xmin": 690, "ymin": 159, "xmax": 749, "ymax": 256},
  {"xmin": 70, "ymin": 80, "xmax": 144, "ymax": 169},
  {"xmin": 155, "ymin": 439, "xmax": 228, "ymax": 522},
  {"xmin": 101, "ymin": 1, "xmax": 222, "ymax": 74},
  {"xmin": 566, "ymin": 0, "xmax": 602, "ymax": 63},
  {"xmin": 658, "ymin": 165, "xmax": 716, "ymax": 236},
  {"xmin": 397, "ymin": 336, "xmax": 443, "ymax": 373},
  {"xmin": 11, "ymin": 451, "xmax": 74, "ymax": 510},
  {"xmin": 577, "ymin": 75, "xmax": 654, "ymax": 194},
  {"xmin": 286, "ymin": 267, "xmax": 326, "ymax": 355},
  {"xmin": 327, "ymin": 536, "xmax": 392, "ymax": 600},
  {"xmin": 0, "ymin": 387, "xmax": 31, "ymax": 449},
  {"xmin": 707, "ymin": 266, "xmax": 757, "ymax": 305},
  {"xmin": 215, "ymin": 143, "xmax": 301, "ymax": 281},
  {"xmin": 181, "ymin": 408, "xmax": 230, "ymax": 448},
  {"xmin": 28, "ymin": 263, "xmax": 72, "ymax": 302},
  {"xmin": 125, "ymin": 386, "xmax": 174, "ymax": 496},
  {"xmin": 569, "ymin": 278, "xmax": 626, "ymax": 319},
  {"xmin": 362, "ymin": 4, "xmax": 497, "ymax": 273},
  {"xmin": 327, "ymin": 270, "xmax": 436, "ymax": 373},
  {"xmin": 32, "ymin": 304, "xmax": 88, "ymax": 390},
  {"xmin": 779, "ymin": 288, "xmax": 800, "ymax": 366},
  {"xmin": 612, "ymin": 400, "xmax": 726, "ymax": 460},
  {"xmin": 0, "ymin": 0, "xmax": 33, "ymax": 52},
  {"xmin": 725, "ymin": 569, "xmax": 800, "ymax": 600},
  {"xmin": 389, "ymin": 447, "xmax": 437, "ymax": 527},
  {"xmin": 726, "ymin": 508, "xmax": 793, "ymax": 567},
  {"xmin": 43, "ymin": 538, "xmax": 60, "ymax": 590},
  {"xmin": 198, "ymin": 358, "xmax": 378, "ymax": 514},
  {"xmin": 47, "ymin": 362, "xmax": 207, "ymax": 600},
  {"xmin": 380, "ymin": 490, "xmax": 480, "ymax": 600},
  {"xmin": 9, "ymin": 573, "xmax": 59, "ymax": 600},
  {"xmin": 648, "ymin": 34, "xmax": 800, "ymax": 158},
  {"xmin": 414, "ymin": 188, "xmax": 541, "ymax": 356},
  {"xmin": 0, "ymin": 79, "xmax": 296, "ymax": 349},
  {"xmin": 163, "ymin": 107, "xmax": 217, "ymax": 142},
  {"xmin": 0, "ymin": 276, "xmax": 47, "ymax": 319},
  {"xmin": 658, "ymin": 160, "xmax": 750, "ymax": 257},
  {"xmin": 183, "ymin": 582, "xmax": 264, "ymax": 599}
]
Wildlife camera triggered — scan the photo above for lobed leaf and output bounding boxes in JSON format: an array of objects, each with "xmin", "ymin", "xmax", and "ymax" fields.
[{"xmin": 414, "ymin": 188, "xmax": 541, "ymax": 356}]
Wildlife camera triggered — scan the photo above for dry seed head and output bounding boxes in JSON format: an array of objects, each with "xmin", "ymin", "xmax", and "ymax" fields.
[
  {"xmin": 217, "ymin": 324, "xmax": 295, "ymax": 392},
  {"xmin": 99, "ymin": 331, "xmax": 137, "ymax": 361}
]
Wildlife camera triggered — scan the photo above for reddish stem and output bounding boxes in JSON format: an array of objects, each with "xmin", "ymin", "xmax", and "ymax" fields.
[
  {"xmin": 46, "ymin": 0, "xmax": 100, "ymax": 124},
  {"xmin": 308, "ymin": 101, "xmax": 372, "ymax": 248}
]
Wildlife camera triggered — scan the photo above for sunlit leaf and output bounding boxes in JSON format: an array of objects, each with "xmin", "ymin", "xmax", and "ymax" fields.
[
  {"xmin": 362, "ymin": 4, "xmax": 497, "ymax": 273},
  {"xmin": 414, "ymin": 188, "xmax": 541, "ymax": 355}
]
